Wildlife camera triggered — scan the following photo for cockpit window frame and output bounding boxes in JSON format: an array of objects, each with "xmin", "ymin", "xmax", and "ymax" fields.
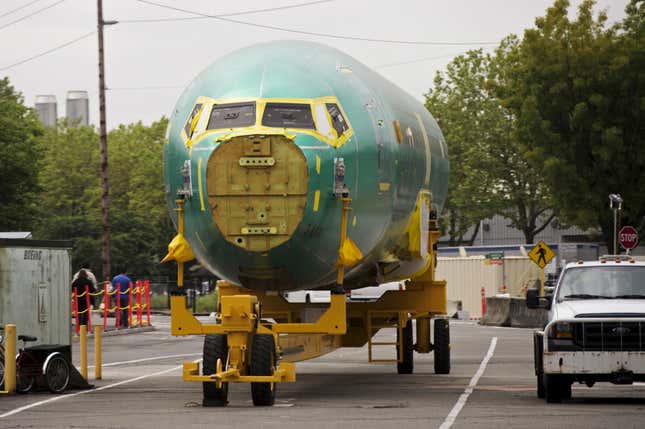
[{"xmin": 180, "ymin": 96, "xmax": 353, "ymax": 148}]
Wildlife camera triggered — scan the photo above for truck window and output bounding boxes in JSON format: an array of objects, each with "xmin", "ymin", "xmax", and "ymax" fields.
[
  {"xmin": 262, "ymin": 103, "xmax": 315, "ymax": 129},
  {"xmin": 557, "ymin": 266, "xmax": 645, "ymax": 300},
  {"xmin": 326, "ymin": 103, "xmax": 348, "ymax": 136},
  {"xmin": 207, "ymin": 102, "xmax": 256, "ymax": 130}
]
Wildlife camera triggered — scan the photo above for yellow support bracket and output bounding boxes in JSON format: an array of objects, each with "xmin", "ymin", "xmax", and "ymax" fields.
[{"xmin": 182, "ymin": 361, "xmax": 296, "ymax": 384}]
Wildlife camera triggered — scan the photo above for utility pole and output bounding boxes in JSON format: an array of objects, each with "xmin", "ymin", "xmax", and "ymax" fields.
[{"xmin": 97, "ymin": 0, "xmax": 117, "ymax": 280}]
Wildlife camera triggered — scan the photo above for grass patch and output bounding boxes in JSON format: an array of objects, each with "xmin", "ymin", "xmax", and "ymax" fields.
[{"xmin": 196, "ymin": 292, "xmax": 217, "ymax": 313}]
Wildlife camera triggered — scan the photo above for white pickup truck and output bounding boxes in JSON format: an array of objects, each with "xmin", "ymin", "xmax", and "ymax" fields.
[{"xmin": 527, "ymin": 256, "xmax": 645, "ymax": 403}]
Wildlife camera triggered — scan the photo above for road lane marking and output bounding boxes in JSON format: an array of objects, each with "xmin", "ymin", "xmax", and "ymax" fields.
[
  {"xmin": 439, "ymin": 337, "xmax": 498, "ymax": 429},
  {"xmin": 0, "ymin": 364, "xmax": 184, "ymax": 419},
  {"xmin": 87, "ymin": 353, "xmax": 201, "ymax": 368}
]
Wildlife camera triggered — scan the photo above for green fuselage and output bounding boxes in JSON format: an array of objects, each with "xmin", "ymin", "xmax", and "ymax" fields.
[{"xmin": 164, "ymin": 41, "xmax": 448, "ymax": 291}]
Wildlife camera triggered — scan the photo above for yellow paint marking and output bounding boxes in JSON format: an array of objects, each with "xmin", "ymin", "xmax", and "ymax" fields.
[
  {"xmin": 315, "ymin": 155, "xmax": 321, "ymax": 174},
  {"xmin": 197, "ymin": 157, "xmax": 205, "ymax": 211},
  {"xmin": 313, "ymin": 190, "xmax": 320, "ymax": 212},
  {"xmin": 352, "ymin": 216, "xmax": 357, "ymax": 227}
]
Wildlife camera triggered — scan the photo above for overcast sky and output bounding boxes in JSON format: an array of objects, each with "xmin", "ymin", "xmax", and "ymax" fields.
[{"xmin": 0, "ymin": 0, "xmax": 629, "ymax": 129}]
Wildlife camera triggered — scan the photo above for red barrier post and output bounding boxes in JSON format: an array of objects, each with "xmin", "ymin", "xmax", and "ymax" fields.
[
  {"xmin": 145, "ymin": 280, "xmax": 151, "ymax": 326},
  {"xmin": 116, "ymin": 292, "xmax": 121, "ymax": 330},
  {"xmin": 103, "ymin": 283, "xmax": 109, "ymax": 330},
  {"xmin": 85, "ymin": 285, "xmax": 92, "ymax": 331},
  {"xmin": 72, "ymin": 287, "xmax": 79, "ymax": 335},
  {"xmin": 136, "ymin": 280, "xmax": 143, "ymax": 327},
  {"xmin": 128, "ymin": 281, "xmax": 133, "ymax": 328},
  {"xmin": 481, "ymin": 286, "xmax": 486, "ymax": 317}
]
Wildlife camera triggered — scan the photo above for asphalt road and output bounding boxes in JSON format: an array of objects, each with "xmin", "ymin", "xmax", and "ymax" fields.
[{"xmin": 1, "ymin": 316, "xmax": 644, "ymax": 429}]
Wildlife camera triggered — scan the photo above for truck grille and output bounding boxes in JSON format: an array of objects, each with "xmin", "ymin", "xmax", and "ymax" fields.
[{"xmin": 572, "ymin": 321, "xmax": 645, "ymax": 351}]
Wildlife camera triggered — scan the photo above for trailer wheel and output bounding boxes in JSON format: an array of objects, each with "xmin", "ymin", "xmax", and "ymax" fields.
[
  {"xmin": 397, "ymin": 320, "xmax": 414, "ymax": 374},
  {"xmin": 0, "ymin": 352, "xmax": 4, "ymax": 390},
  {"xmin": 251, "ymin": 334, "xmax": 277, "ymax": 406},
  {"xmin": 434, "ymin": 318, "xmax": 450, "ymax": 374},
  {"xmin": 45, "ymin": 354, "xmax": 70, "ymax": 393},
  {"xmin": 202, "ymin": 334, "xmax": 229, "ymax": 407}
]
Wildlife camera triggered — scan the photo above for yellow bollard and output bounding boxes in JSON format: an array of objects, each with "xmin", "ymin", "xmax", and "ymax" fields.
[
  {"xmin": 4, "ymin": 324, "xmax": 16, "ymax": 393},
  {"xmin": 94, "ymin": 326, "xmax": 102, "ymax": 380},
  {"xmin": 80, "ymin": 325, "xmax": 88, "ymax": 380}
]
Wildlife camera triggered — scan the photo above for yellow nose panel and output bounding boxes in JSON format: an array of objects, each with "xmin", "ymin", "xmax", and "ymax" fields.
[{"xmin": 207, "ymin": 134, "xmax": 309, "ymax": 252}]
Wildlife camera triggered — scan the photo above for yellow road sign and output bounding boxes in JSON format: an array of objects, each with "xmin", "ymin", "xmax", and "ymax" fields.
[{"xmin": 528, "ymin": 240, "xmax": 556, "ymax": 269}]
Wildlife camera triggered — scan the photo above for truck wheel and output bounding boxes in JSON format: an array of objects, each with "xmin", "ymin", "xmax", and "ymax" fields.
[
  {"xmin": 537, "ymin": 375, "xmax": 545, "ymax": 399},
  {"xmin": 397, "ymin": 320, "xmax": 414, "ymax": 374},
  {"xmin": 202, "ymin": 334, "xmax": 229, "ymax": 407},
  {"xmin": 45, "ymin": 354, "xmax": 70, "ymax": 393},
  {"xmin": 533, "ymin": 333, "xmax": 544, "ymax": 398},
  {"xmin": 251, "ymin": 334, "xmax": 277, "ymax": 406},
  {"xmin": 561, "ymin": 380, "xmax": 572, "ymax": 400},
  {"xmin": 544, "ymin": 374, "xmax": 563, "ymax": 403},
  {"xmin": 434, "ymin": 318, "xmax": 450, "ymax": 374}
]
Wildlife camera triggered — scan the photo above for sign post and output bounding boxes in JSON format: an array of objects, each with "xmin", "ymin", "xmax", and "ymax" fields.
[
  {"xmin": 528, "ymin": 241, "xmax": 556, "ymax": 297},
  {"xmin": 619, "ymin": 225, "xmax": 638, "ymax": 253}
]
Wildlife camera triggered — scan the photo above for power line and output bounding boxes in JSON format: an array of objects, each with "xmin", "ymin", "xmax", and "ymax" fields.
[
  {"xmin": 0, "ymin": 0, "xmax": 65, "ymax": 31},
  {"xmin": 0, "ymin": 30, "xmax": 95, "ymax": 71},
  {"xmin": 135, "ymin": 0, "xmax": 498, "ymax": 46},
  {"xmin": 0, "ymin": 0, "xmax": 44, "ymax": 19},
  {"xmin": 121, "ymin": 0, "xmax": 332, "ymax": 23},
  {"xmin": 107, "ymin": 85, "xmax": 185, "ymax": 91},
  {"xmin": 375, "ymin": 50, "xmax": 495, "ymax": 69}
]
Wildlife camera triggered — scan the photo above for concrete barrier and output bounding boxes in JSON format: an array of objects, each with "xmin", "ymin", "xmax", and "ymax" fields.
[
  {"xmin": 509, "ymin": 298, "xmax": 548, "ymax": 328},
  {"xmin": 480, "ymin": 297, "xmax": 511, "ymax": 326},
  {"xmin": 480, "ymin": 296, "xmax": 547, "ymax": 328}
]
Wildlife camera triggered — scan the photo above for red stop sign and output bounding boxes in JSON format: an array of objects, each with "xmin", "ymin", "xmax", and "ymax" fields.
[{"xmin": 619, "ymin": 226, "xmax": 639, "ymax": 250}]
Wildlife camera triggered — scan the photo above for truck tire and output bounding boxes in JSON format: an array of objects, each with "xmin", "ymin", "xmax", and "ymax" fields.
[
  {"xmin": 202, "ymin": 334, "xmax": 229, "ymax": 406},
  {"xmin": 251, "ymin": 334, "xmax": 277, "ymax": 406},
  {"xmin": 397, "ymin": 320, "xmax": 414, "ymax": 374},
  {"xmin": 533, "ymin": 333, "xmax": 545, "ymax": 398},
  {"xmin": 544, "ymin": 374, "xmax": 565, "ymax": 403},
  {"xmin": 434, "ymin": 318, "xmax": 450, "ymax": 374}
]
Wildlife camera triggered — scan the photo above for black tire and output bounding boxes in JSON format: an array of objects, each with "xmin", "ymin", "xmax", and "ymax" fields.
[
  {"xmin": 305, "ymin": 294, "xmax": 311, "ymax": 304},
  {"xmin": 250, "ymin": 334, "xmax": 277, "ymax": 406},
  {"xmin": 45, "ymin": 354, "xmax": 70, "ymax": 393},
  {"xmin": 397, "ymin": 320, "xmax": 414, "ymax": 374},
  {"xmin": 0, "ymin": 352, "xmax": 4, "ymax": 391},
  {"xmin": 16, "ymin": 373, "xmax": 35, "ymax": 394},
  {"xmin": 561, "ymin": 380, "xmax": 572, "ymax": 400},
  {"xmin": 202, "ymin": 334, "xmax": 229, "ymax": 407},
  {"xmin": 537, "ymin": 375, "xmax": 545, "ymax": 399},
  {"xmin": 544, "ymin": 374, "xmax": 563, "ymax": 403},
  {"xmin": 534, "ymin": 333, "xmax": 545, "ymax": 398},
  {"xmin": 434, "ymin": 318, "xmax": 450, "ymax": 374}
]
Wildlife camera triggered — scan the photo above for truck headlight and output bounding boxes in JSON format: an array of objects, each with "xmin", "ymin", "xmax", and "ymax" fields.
[{"xmin": 550, "ymin": 322, "xmax": 573, "ymax": 339}]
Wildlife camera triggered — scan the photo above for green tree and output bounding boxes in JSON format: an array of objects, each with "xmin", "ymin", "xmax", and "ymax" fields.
[
  {"xmin": 36, "ymin": 119, "xmax": 173, "ymax": 278},
  {"xmin": 500, "ymin": 0, "xmax": 645, "ymax": 246},
  {"xmin": 0, "ymin": 78, "xmax": 43, "ymax": 231},
  {"xmin": 426, "ymin": 46, "xmax": 556, "ymax": 245}
]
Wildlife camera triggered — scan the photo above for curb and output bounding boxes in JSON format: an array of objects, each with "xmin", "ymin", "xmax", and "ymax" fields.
[{"xmin": 72, "ymin": 325, "xmax": 155, "ymax": 341}]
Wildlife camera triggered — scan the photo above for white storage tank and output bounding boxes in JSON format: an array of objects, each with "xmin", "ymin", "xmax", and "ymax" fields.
[
  {"xmin": 0, "ymin": 238, "xmax": 72, "ymax": 346},
  {"xmin": 34, "ymin": 95, "xmax": 57, "ymax": 127},
  {"xmin": 66, "ymin": 90, "xmax": 89, "ymax": 126}
]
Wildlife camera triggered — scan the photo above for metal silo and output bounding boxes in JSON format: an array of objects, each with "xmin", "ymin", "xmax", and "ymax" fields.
[
  {"xmin": 66, "ymin": 90, "xmax": 89, "ymax": 126},
  {"xmin": 34, "ymin": 95, "xmax": 57, "ymax": 127}
]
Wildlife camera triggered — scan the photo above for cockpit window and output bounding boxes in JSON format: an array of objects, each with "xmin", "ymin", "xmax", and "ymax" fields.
[
  {"xmin": 184, "ymin": 103, "xmax": 202, "ymax": 137},
  {"xmin": 262, "ymin": 103, "xmax": 315, "ymax": 129},
  {"xmin": 207, "ymin": 102, "xmax": 256, "ymax": 130},
  {"xmin": 326, "ymin": 103, "xmax": 348, "ymax": 136}
]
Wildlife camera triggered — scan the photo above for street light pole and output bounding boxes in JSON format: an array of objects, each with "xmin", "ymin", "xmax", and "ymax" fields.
[
  {"xmin": 97, "ymin": 0, "xmax": 118, "ymax": 280},
  {"xmin": 609, "ymin": 194, "xmax": 623, "ymax": 255}
]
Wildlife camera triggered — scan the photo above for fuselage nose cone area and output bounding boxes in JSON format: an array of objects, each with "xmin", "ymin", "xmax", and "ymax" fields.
[{"xmin": 206, "ymin": 134, "xmax": 309, "ymax": 253}]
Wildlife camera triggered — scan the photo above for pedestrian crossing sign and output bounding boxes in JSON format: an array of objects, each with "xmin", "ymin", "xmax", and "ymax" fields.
[{"xmin": 528, "ymin": 240, "xmax": 556, "ymax": 269}]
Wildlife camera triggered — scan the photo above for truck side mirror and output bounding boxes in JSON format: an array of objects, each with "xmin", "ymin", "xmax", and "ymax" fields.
[{"xmin": 526, "ymin": 288, "xmax": 540, "ymax": 309}]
